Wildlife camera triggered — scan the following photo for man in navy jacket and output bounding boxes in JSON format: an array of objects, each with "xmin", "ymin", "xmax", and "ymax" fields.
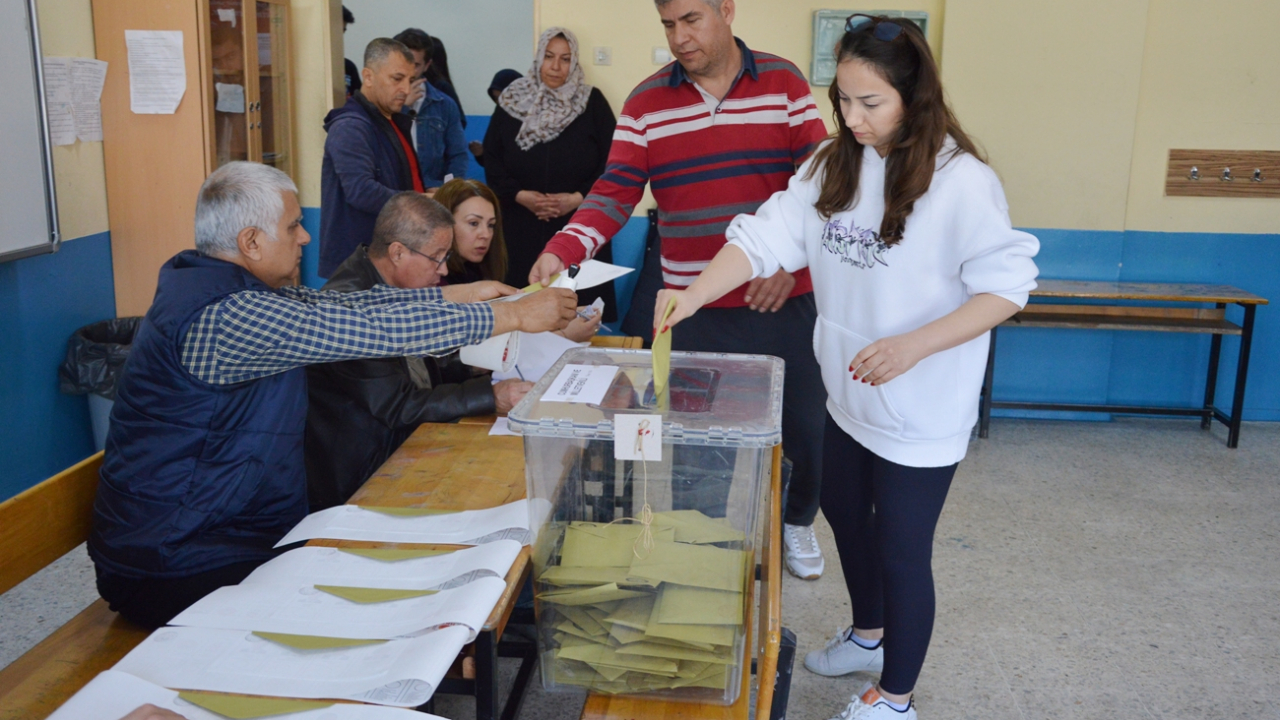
[
  {"xmin": 90, "ymin": 162, "xmax": 577, "ymax": 628},
  {"xmin": 320, "ymin": 38, "xmax": 426, "ymax": 278}
]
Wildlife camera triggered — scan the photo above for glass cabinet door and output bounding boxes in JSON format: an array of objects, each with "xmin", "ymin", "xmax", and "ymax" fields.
[
  {"xmin": 256, "ymin": 0, "xmax": 293, "ymax": 177},
  {"xmin": 208, "ymin": 0, "xmax": 250, "ymax": 167}
]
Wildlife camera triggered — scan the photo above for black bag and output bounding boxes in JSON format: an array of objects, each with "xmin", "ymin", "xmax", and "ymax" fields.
[{"xmin": 58, "ymin": 317, "xmax": 142, "ymax": 400}]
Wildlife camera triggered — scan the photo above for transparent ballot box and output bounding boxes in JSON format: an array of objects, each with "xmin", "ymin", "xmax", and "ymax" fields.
[{"xmin": 507, "ymin": 347, "xmax": 783, "ymax": 705}]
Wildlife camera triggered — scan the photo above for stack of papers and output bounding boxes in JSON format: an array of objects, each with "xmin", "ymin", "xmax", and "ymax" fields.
[
  {"xmin": 112, "ymin": 624, "xmax": 472, "ymax": 707},
  {"xmin": 240, "ymin": 540, "xmax": 521, "ymax": 591},
  {"xmin": 535, "ymin": 512, "xmax": 751, "ymax": 695},
  {"xmin": 275, "ymin": 499, "xmax": 549, "ymax": 547},
  {"xmin": 48, "ymin": 670, "xmax": 441, "ymax": 720}
]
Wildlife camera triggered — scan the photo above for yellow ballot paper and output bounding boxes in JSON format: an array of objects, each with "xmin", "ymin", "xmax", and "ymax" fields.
[
  {"xmin": 627, "ymin": 540, "xmax": 747, "ymax": 592},
  {"xmin": 313, "ymin": 585, "xmax": 437, "ymax": 604},
  {"xmin": 559, "ymin": 522, "xmax": 674, "ymax": 567},
  {"xmin": 557, "ymin": 605, "xmax": 609, "ymax": 636},
  {"xmin": 655, "ymin": 584, "xmax": 743, "ymax": 625},
  {"xmin": 650, "ymin": 509, "xmax": 746, "ymax": 544},
  {"xmin": 251, "ymin": 631, "xmax": 387, "ymax": 650},
  {"xmin": 652, "ymin": 298, "xmax": 677, "ymax": 396},
  {"xmin": 615, "ymin": 641, "xmax": 736, "ymax": 664},
  {"xmin": 540, "ymin": 565, "xmax": 636, "ymax": 587},
  {"xmin": 176, "ymin": 691, "xmax": 332, "ymax": 719},
  {"xmin": 603, "ymin": 594, "xmax": 657, "ymax": 631},
  {"xmin": 539, "ymin": 583, "xmax": 651, "ymax": 606},
  {"xmin": 338, "ymin": 547, "xmax": 452, "ymax": 561}
]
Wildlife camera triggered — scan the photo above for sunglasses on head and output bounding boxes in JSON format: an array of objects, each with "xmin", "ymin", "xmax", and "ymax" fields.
[{"xmin": 844, "ymin": 14, "xmax": 906, "ymax": 42}]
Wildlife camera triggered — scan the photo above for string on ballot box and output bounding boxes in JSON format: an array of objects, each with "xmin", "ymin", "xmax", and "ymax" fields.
[{"xmin": 606, "ymin": 417, "xmax": 656, "ymax": 560}]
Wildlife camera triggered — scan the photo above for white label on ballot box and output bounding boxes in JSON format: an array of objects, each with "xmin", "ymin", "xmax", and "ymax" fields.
[{"xmin": 542, "ymin": 364, "xmax": 618, "ymax": 404}]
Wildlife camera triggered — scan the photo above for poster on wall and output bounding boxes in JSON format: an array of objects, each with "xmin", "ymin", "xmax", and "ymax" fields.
[{"xmin": 811, "ymin": 10, "xmax": 928, "ymax": 86}]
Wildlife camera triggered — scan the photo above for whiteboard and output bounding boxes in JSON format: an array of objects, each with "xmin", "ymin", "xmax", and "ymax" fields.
[{"xmin": 0, "ymin": 0, "xmax": 59, "ymax": 263}]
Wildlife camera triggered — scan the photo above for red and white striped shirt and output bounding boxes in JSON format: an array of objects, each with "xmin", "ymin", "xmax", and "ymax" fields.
[{"xmin": 542, "ymin": 39, "xmax": 828, "ymax": 308}]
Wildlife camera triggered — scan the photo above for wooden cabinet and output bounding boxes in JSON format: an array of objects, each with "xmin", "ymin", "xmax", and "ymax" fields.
[{"xmin": 92, "ymin": 0, "xmax": 297, "ymax": 316}]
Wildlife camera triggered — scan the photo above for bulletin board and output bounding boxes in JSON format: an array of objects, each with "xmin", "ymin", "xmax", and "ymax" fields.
[{"xmin": 0, "ymin": 0, "xmax": 60, "ymax": 263}]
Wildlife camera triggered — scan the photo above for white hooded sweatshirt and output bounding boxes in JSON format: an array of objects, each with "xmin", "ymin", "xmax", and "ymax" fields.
[{"xmin": 726, "ymin": 139, "xmax": 1039, "ymax": 467}]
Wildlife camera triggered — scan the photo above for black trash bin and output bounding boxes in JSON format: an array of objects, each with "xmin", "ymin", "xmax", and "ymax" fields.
[{"xmin": 58, "ymin": 317, "xmax": 142, "ymax": 451}]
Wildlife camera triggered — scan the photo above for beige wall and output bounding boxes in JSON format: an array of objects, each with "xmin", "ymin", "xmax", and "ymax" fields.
[
  {"xmin": 289, "ymin": 0, "xmax": 343, "ymax": 207},
  {"xmin": 36, "ymin": 0, "xmax": 110, "ymax": 241},
  {"xmin": 1122, "ymin": 0, "xmax": 1280, "ymax": 234}
]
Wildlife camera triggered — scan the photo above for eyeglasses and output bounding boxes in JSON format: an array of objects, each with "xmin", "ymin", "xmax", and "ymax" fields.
[
  {"xmin": 405, "ymin": 244, "xmax": 451, "ymax": 270},
  {"xmin": 844, "ymin": 14, "xmax": 905, "ymax": 42}
]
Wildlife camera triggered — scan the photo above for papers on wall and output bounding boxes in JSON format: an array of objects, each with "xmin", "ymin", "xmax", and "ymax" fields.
[
  {"xmin": 125, "ymin": 30, "xmax": 186, "ymax": 114},
  {"xmin": 47, "ymin": 670, "xmax": 437, "ymax": 720},
  {"xmin": 542, "ymin": 364, "xmax": 619, "ymax": 405},
  {"xmin": 112, "ymin": 624, "xmax": 470, "ymax": 707},
  {"xmin": 169, "ymin": 575, "xmax": 508, "ymax": 641},
  {"xmin": 215, "ymin": 82, "xmax": 246, "ymax": 113},
  {"xmin": 42, "ymin": 58, "xmax": 75, "ymax": 145},
  {"xmin": 275, "ymin": 498, "xmax": 548, "ymax": 547},
  {"xmin": 535, "ymin": 515, "xmax": 750, "ymax": 694},
  {"xmin": 241, "ymin": 540, "xmax": 521, "ymax": 591},
  {"xmin": 70, "ymin": 58, "xmax": 107, "ymax": 141}
]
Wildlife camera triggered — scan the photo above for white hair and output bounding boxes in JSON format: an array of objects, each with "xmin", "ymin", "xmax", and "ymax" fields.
[
  {"xmin": 194, "ymin": 161, "xmax": 298, "ymax": 258},
  {"xmin": 654, "ymin": 0, "xmax": 724, "ymax": 10}
]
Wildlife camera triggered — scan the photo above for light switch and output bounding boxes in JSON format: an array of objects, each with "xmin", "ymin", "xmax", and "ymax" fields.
[
  {"xmin": 593, "ymin": 47, "xmax": 612, "ymax": 66},
  {"xmin": 653, "ymin": 47, "xmax": 673, "ymax": 65}
]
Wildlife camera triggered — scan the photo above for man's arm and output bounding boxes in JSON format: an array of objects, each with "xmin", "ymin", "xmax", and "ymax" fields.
[
  {"xmin": 531, "ymin": 102, "xmax": 651, "ymax": 284},
  {"xmin": 327, "ymin": 118, "xmax": 400, "ymax": 214}
]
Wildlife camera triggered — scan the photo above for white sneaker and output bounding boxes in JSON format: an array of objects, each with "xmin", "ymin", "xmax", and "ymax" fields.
[
  {"xmin": 805, "ymin": 626, "xmax": 884, "ymax": 677},
  {"xmin": 828, "ymin": 682, "xmax": 916, "ymax": 720},
  {"xmin": 784, "ymin": 523, "xmax": 824, "ymax": 579}
]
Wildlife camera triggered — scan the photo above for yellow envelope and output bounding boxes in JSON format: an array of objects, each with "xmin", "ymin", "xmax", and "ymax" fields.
[
  {"xmin": 675, "ymin": 660, "xmax": 712, "ymax": 678},
  {"xmin": 554, "ymin": 632, "xmax": 602, "ymax": 649},
  {"xmin": 339, "ymin": 548, "xmax": 452, "ymax": 561},
  {"xmin": 176, "ymin": 691, "xmax": 332, "ymax": 719},
  {"xmin": 357, "ymin": 506, "xmax": 457, "ymax": 516},
  {"xmin": 627, "ymin": 541, "xmax": 748, "ymax": 593},
  {"xmin": 602, "ymin": 594, "xmax": 657, "ymax": 631},
  {"xmin": 252, "ymin": 632, "xmax": 387, "ymax": 650},
  {"xmin": 556, "ymin": 620, "xmax": 610, "ymax": 644},
  {"xmin": 557, "ymin": 643, "xmax": 679, "ymax": 674},
  {"xmin": 538, "ymin": 565, "xmax": 635, "ymax": 587},
  {"xmin": 560, "ymin": 523, "xmax": 676, "ymax": 567},
  {"xmin": 314, "ymin": 585, "xmax": 437, "ymax": 604},
  {"xmin": 672, "ymin": 662, "xmax": 730, "ymax": 689},
  {"xmin": 521, "ymin": 274, "xmax": 560, "ymax": 293},
  {"xmin": 556, "ymin": 605, "xmax": 609, "ymax": 636},
  {"xmin": 644, "ymin": 598, "xmax": 737, "ymax": 647},
  {"xmin": 656, "ymin": 585, "xmax": 743, "ymax": 625},
  {"xmin": 651, "ymin": 298, "xmax": 677, "ymax": 396},
  {"xmin": 650, "ymin": 509, "xmax": 746, "ymax": 544},
  {"xmin": 615, "ymin": 641, "xmax": 736, "ymax": 664},
  {"xmin": 539, "ymin": 583, "xmax": 650, "ymax": 606},
  {"xmin": 608, "ymin": 622, "xmax": 717, "ymax": 652}
]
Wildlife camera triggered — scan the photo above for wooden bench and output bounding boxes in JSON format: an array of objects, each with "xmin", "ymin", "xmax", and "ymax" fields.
[
  {"xmin": 0, "ymin": 452, "xmax": 150, "ymax": 720},
  {"xmin": 979, "ymin": 280, "xmax": 1269, "ymax": 447}
]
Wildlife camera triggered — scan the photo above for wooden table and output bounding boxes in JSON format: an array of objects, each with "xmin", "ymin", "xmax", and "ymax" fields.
[{"xmin": 979, "ymin": 280, "xmax": 1268, "ymax": 447}]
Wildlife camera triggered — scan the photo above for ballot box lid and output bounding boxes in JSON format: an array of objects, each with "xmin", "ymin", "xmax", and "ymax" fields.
[{"xmin": 507, "ymin": 347, "xmax": 784, "ymax": 447}]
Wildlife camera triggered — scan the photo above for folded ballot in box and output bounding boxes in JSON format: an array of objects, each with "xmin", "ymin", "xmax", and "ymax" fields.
[{"xmin": 507, "ymin": 347, "xmax": 783, "ymax": 705}]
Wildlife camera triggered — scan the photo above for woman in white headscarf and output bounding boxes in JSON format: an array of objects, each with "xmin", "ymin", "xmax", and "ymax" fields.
[{"xmin": 483, "ymin": 27, "xmax": 617, "ymax": 316}]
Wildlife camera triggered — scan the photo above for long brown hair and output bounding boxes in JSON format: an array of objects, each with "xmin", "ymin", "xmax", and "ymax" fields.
[
  {"xmin": 806, "ymin": 17, "xmax": 984, "ymax": 246},
  {"xmin": 433, "ymin": 179, "xmax": 509, "ymax": 281}
]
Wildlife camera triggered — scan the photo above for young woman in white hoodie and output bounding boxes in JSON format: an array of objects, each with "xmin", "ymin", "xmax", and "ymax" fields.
[{"xmin": 654, "ymin": 15, "xmax": 1039, "ymax": 720}]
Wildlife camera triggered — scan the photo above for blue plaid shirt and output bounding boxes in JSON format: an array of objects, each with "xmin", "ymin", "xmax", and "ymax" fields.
[{"xmin": 182, "ymin": 285, "xmax": 494, "ymax": 385}]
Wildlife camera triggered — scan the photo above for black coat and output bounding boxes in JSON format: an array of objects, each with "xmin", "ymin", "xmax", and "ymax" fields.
[
  {"xmin": 483, "ymin": 87, "xmax": 618, "ymax": 319},
  {"xmin": 304, "ymin": 246, "xmax": 496, "ymax": 511}
]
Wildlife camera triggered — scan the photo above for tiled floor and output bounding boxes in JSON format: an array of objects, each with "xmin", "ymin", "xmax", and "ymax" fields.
[{"xmin": 4, "ymin": 418, "xmax": 1278, "ymax": 719}]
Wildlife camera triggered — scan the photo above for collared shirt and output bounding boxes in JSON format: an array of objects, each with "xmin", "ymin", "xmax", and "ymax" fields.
[
  {"xmin": 543, "ymin": 38, "xmax": 827, "ymax": 309},
  {"xmin": 181, "ymin": 284, "xmax": 494, "ymax": 385}
]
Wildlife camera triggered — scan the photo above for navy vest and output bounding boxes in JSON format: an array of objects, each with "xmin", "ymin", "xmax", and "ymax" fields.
[{"xmin": 89, "ymin": 251, "xmax": 308, "ymax": 579}]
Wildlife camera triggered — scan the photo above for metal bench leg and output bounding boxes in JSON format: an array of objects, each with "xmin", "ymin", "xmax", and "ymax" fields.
[
  {"xmin": 1202, "ymin": 306, "xmax": 1225, "ymax": 429},
  {"xmin": 475, "ymin": 629, "xmax": 498, "ymax": 720},
  {"xmin": 979, "ymin": 329, "xmax": 997, "ymax": 438},
  {"xmin": 1226, "ymin": 304, "xmax": 1257, "ymax": 449}
]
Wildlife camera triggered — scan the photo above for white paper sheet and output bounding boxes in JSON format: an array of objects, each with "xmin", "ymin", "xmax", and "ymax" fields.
[
  {"xmin": 488, "ymin": 417, "xmax": 519, "ymax": 436},
  {"xmin": 169, "ymin": 575, "xmax": 508, "ymax": 641},
  {"xmin": 215, "ymin": 81, "xmax": 246, "ymax": 113},
  {"xmin": 70, "ymin": 58, "xmax": 107, "ymax": 141},
  {"xmin": 43, "ymin": 57, "xmax": 72, "ymax": 103},
  {"xmin": 113, "ymin": 625, "xmax": 469, "ymax": 707},
  {"xmin": 492, "ymin": 331, "xmax": 583, "ymax": 384},
  {"xmin": 241, "ymin": 540, "xmax": 522, "ymax": 591},
  {"xmin": 276, "ymin": 499, "xmax": 548, "ymax": 548},
  {"xmin": 541, "ymin": 364, "xmax": 619, "ymax": 404},
  {"xmin": 125, "ymin": 30, "xmax": 186, "ymax": 114},
  {"xmin": 46, "ymin": 101, "xmax": 76, "ymax": 146},
  {"xmin": 48, "ymin": 670, "xmax": 438, "ymax": 720},
  {"xmin": 568, "ymin": 259, "xmax": 633, "ymax": 291}
]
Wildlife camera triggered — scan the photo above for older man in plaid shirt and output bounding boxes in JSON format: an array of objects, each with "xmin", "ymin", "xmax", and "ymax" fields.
[{"xmin": 88, "ymin": 162, "xmax": 576, "ymax": 628}]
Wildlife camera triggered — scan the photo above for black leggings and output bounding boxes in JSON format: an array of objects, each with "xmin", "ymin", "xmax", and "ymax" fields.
[
  {"xmin": 820, "ymin": 414, "xmax": 957, "ymax": 695},
  {"xmin": 96, "ymin": 560, "xmax": 264, "ymax": 629}
]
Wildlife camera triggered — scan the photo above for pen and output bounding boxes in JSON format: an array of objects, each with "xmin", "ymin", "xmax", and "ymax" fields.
[{"xmin": 515, "ymin": 365, "xmax": 526, "ymax": 381}]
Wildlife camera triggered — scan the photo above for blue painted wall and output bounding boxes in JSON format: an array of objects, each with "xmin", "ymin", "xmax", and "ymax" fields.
[{"xmin": 0, "ymin": 233, "xmax": 116, "ymax": 501}]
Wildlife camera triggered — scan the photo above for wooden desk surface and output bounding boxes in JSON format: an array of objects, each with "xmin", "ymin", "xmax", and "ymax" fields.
[{"xmin": 1032, "ymin": 279, "xmax": 1268, "ymax": 305}]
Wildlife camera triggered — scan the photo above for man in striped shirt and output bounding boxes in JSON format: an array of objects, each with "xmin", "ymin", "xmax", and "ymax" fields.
[{"xmin": 529, "ymin": 0, "xmax": 831, "ymax": 580}]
